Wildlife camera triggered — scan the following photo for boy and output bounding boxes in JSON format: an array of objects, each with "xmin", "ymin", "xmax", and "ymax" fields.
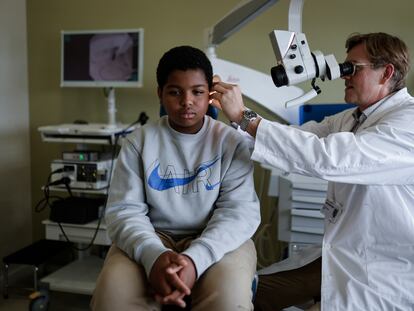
[{"xmin": 91, "ymin": 46, "xmax": 260, "ymax": 310}]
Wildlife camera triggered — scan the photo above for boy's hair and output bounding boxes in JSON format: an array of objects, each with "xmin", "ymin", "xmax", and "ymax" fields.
[{"xmin": 156, "ymin": 45, "xmax": 213, "ymax": 90}]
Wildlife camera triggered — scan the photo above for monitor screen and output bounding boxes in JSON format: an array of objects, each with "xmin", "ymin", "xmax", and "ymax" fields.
[{"xmin": 61, "ymin": 29, "xmax": 144, "ymax": 88}]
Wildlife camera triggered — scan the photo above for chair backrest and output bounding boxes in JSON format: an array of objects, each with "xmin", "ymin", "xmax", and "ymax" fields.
[{"xmin": 159, "ymin": 105, "xmax": 218, "ymax": 120}]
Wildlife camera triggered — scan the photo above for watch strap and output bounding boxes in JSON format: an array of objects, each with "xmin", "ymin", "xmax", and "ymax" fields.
[{"xmin": 239, "ymin": 116, "xmax": 250, "ymax": 131}]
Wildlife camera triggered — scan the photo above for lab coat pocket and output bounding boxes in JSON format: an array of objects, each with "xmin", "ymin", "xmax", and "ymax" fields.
[{"xmin": 366, "ymin": 244, "xmax": 414, "ymax": 303}]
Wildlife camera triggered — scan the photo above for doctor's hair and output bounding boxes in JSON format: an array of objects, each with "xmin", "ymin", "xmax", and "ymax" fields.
[
  {"xmin": 156, "ymin": 45, "xmax": 213, "ymax": 90},
  {"xmin": 346, "ymin": 32, "xmax": 410, "ymax": 93}
]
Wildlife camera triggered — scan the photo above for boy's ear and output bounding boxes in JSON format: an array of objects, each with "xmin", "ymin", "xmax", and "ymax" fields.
[
  {"xmin": 158, "ymin": 87, "xmax": 166, "ymax": 117},
  {"xmin": 157, "ymin": 87, "xmax": 162, "ymax": 100}
]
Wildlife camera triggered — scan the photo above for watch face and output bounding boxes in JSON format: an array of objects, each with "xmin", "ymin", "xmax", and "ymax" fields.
[
  {"xmin": 244, "ymin": 110, "xmax": 257, "ymax": 119},
  {"xmin": 239, "ymin": 109, "xmax": 257, "ymax": 131}
]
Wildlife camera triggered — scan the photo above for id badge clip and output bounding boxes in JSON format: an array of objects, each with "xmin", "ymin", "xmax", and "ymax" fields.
[{"xmin": 321, "ymin": 199, "xmax": 343, "ymax": 223}]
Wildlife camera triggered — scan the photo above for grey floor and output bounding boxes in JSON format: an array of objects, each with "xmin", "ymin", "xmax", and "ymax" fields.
[
  {"xmin": 0, "ymin": 291, "xmax": 90, "ymax": 311},
  {"xmin": 1, "ymin": 265, "xmax": 90, "ymax": 311}
]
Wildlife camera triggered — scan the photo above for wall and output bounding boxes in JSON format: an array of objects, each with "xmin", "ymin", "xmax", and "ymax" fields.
[
  {"xmin": 26, "ymin": 0, "xmax": 414, "ymax": 243},
  {"xmin": 0, "ymin": 0, "xmax": 32, "ymax": 259}
]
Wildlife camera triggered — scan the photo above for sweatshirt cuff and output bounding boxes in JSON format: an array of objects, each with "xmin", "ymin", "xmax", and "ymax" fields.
[
  {"xmin": 182, "ymin": 242, "xmax": 216, "ymax": 279},
  {"xmin": 138, "ymin": 242, "xmax": 169, "ymax": 277}
]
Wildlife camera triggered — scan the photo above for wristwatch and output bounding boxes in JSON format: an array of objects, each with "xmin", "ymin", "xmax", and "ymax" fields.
[{"xmin": 239, "ymin": 109, "xmax": 258, "ymax": 131}]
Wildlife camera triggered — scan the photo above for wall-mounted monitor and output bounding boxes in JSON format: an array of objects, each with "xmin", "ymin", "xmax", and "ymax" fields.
[{"xmin": 61, "ymin": 29, "xmax": 144, "ymax": 88}]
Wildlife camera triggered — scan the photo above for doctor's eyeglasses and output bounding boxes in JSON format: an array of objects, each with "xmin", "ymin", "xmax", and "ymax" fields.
[
  {"xmin": 344, "ymin": 62, "xmax": 374, "ymax": 76},
  {"xmin": 352, "ymin": 63, "xmax": 375, "ymax": 74}
]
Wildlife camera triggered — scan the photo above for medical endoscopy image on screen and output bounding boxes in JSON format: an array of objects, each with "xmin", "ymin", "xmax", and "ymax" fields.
[{"xmin": 61, "ymin": 29, "xmax": 143, "ymax": 88}]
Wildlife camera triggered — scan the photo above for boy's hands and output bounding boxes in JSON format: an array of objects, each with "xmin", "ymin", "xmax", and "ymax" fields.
[
  {"xmin": 149, "ymin": 251, "xmax": 196, "ymax": 308},
  {"xmin": 161, "ymin": 255, "xmax": 196, "ymax": 307}
]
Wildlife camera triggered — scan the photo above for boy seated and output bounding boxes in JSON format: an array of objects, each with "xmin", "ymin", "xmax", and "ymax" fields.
[{"xmin": 91, "ymin": 45, "xmax": 260, "ymax": 311}]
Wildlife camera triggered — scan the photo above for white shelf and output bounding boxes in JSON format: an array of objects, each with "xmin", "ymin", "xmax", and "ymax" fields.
[
  {"xmin": 41, "ymin": 256, "xmax": 104, "ymax": 295},
  {"xmin": 43, "ymin": 219, "xmax": 111, "ymax": 246},
  {"xmin": 291, "ymin": 201, "xmax": 323, "ymax": 210},
  {"xmin": 291, "ymin": 209, "xmax": 324, "ymax": 218},
  {"xmin": 40, "ymin": 136, "xmax": 115, "ymax": 145},
  {"xmin": 293, "ymin": 182, "xmax": 328, "ymax": 191},
  {"xmin": 44, "ymin": 185, "xmax": 108, "ymax": 195},
  {"xmin": 291, "ymin": 225, "xmax": 324, "ymax": 235},
  {"xmin": 38, "ymin": 123, "xmax": 134, "ymax": 145},
  {"xmin": 291, "ymin": 195, "xmax": 326, "ymax": 204}
]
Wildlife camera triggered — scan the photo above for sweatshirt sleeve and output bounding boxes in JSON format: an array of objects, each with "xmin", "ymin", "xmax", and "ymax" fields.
[
  {"xmin": 104, "ymin": 137, "xmax": 169, "ymax": 277},
  {"xmin": 182, "ymin": 135, "xmax": 261, "ymax": 277}
]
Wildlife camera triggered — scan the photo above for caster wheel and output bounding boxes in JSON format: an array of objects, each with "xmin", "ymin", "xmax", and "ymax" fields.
[{"xmin": 29, "ymin": 289, "xmax": 49, "ymax": 311}]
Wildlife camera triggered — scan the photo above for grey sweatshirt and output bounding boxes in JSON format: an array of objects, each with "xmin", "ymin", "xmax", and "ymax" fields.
[{"xmin": 105, "ymin": 115, "xmax": 260, "ymax": 277}]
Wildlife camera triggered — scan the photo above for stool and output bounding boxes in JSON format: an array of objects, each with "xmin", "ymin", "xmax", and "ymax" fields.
[{"xmin": 2, "ymin": 239, "xmax": 70, "ymax": 298}]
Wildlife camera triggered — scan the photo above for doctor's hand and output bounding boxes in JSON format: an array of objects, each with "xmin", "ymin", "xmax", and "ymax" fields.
[
  {"xmin": 149, "ymin": 251, "xmax": 191, "ymax": 306},
  {"xmin": 210, "ymin": 75, "xmax": 246, "ymax": 124}
]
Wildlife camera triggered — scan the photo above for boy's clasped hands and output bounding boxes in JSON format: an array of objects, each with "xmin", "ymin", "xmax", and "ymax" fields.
[{"xmin": 149, "ymin": 251, "xmax": 196, "ymax": 308}]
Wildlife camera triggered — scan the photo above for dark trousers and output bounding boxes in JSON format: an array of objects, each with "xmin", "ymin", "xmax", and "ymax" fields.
[{"xmin": 254, "ymin": 257, "xmax": 321, "ymax": 311}]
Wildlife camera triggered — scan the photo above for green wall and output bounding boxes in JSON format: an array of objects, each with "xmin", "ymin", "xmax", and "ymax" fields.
[{"xmin": 27, "ymin": 0, "xmax": 414, "ymax": 240}]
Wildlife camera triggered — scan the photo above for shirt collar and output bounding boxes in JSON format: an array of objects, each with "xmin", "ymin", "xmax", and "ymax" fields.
[{"xmin": 353, "ymin": 93, "xmax": 394, "ymax": 122}]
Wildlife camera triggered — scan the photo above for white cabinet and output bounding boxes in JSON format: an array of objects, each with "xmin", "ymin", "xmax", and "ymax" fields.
[{"xmin": 275, "ymin": 172, "xmax": 328, "ymax": 254}]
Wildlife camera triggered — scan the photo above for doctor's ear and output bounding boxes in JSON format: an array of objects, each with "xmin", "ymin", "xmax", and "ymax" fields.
[{"xmin": 382, "ymin": 64, "xmax": 394, "ymax": 83}]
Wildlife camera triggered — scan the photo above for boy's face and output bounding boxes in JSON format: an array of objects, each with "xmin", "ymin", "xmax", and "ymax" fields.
[{"xmin": 158, "ymin": 69, "xmax": 210, "ymax": 134}]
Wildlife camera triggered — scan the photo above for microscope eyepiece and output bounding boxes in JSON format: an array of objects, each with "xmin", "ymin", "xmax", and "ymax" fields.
[
  {"xmin": 271, "ymin": 65, "xmax": 289, "ymax": 87},
  {"xmin": 339, "ymin": 61, "xmax": 354, "ymax": 77}
]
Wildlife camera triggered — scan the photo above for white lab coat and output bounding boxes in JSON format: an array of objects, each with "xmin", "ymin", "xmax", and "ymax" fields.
[{"xmin": 252, "ymin": 88, "xmax": 414, "ymax": 310}]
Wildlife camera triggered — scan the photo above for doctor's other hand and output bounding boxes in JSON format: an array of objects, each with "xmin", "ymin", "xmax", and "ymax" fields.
[{"xmin": 210, "ymin": 75, "xmax": 246, "ymax": 123}]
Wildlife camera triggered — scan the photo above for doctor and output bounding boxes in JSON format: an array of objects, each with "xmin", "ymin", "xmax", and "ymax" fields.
[{"xmin": 211, "ymin": 32, "xmax": 414, "ymax": 310}]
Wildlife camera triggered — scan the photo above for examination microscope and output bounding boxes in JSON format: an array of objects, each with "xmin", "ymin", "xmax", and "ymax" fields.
[
  {"xmin": 267, "ymin": 0, "xmax": 357, "ymax": 108},
  {"xmin": 207, "ymin": 0, "xmax": 356, "ymax": 115},
  {"xmin": 269, "ymin": 28, "xmax": 354, "ymax": 108}
]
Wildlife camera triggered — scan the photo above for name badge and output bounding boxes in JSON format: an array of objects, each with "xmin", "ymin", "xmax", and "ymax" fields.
[{"xmin": 321, "ymin": 199, "xmax": 343, "ymax": 223}]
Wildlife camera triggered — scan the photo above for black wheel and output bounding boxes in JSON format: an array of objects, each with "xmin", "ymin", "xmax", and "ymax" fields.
[{"xmin": 28, "ymin": 289, "xmax": 49, "ymax": 311}]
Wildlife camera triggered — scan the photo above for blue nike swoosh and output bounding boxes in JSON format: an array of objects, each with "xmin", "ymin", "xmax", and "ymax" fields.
[{"xmin": 148, "ymin": 157, "xmax": 220, "ymax": 191}]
